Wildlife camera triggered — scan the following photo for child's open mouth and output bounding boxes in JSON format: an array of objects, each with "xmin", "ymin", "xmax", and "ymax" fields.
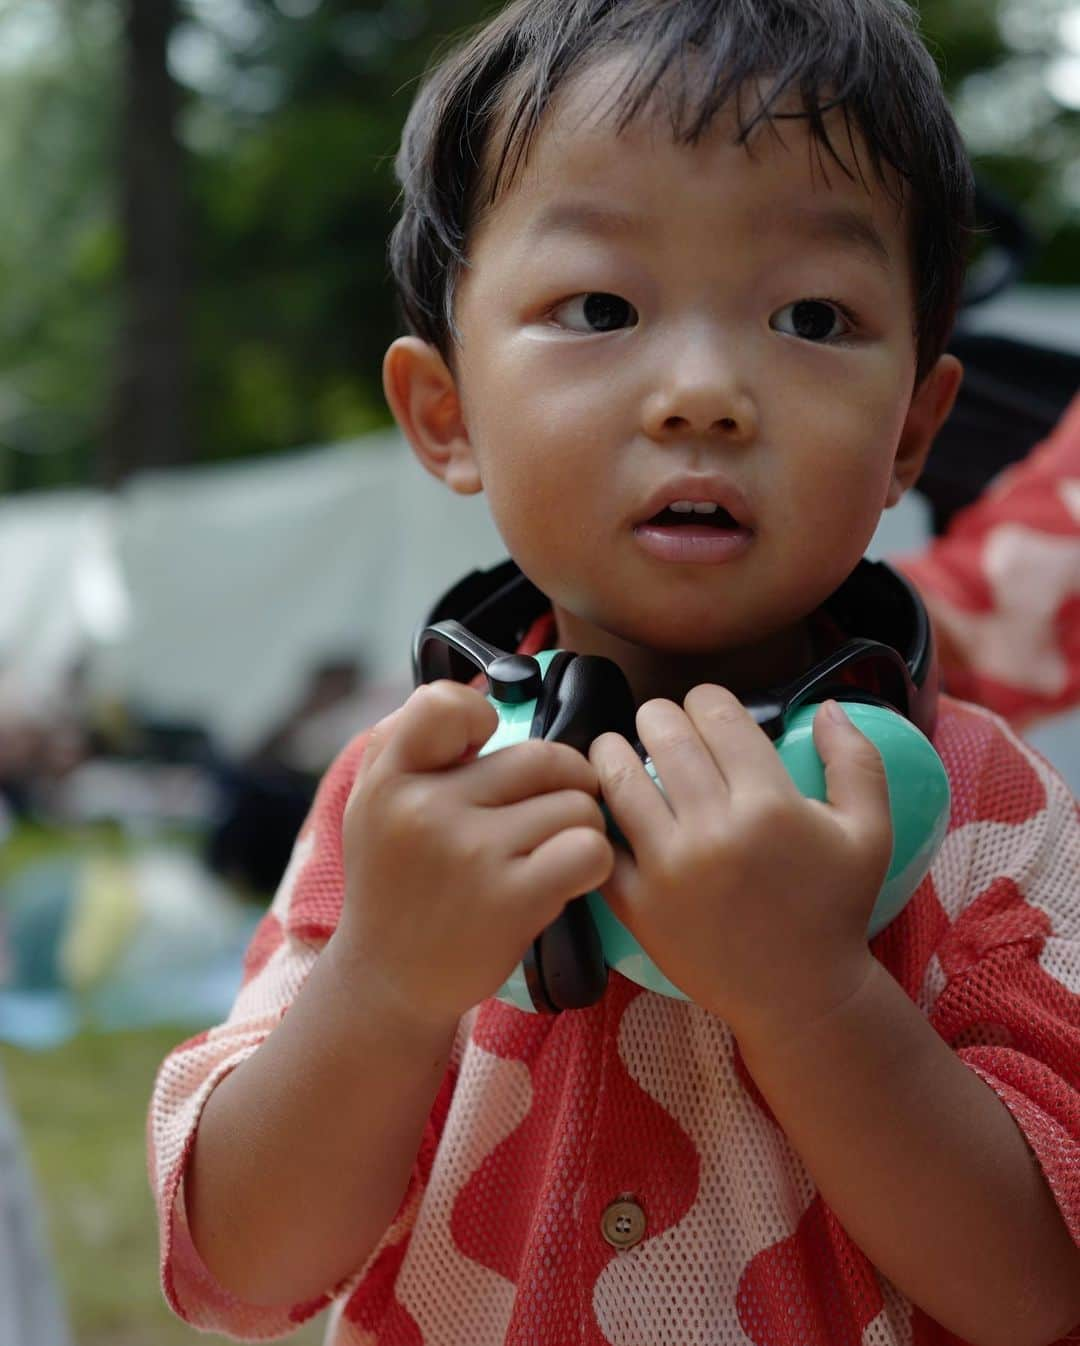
[
  {"xmin": 634, "ymin": 504, "xmax": 754, "ymax": 564},
  {"xmin": 647, "ymin": 504, "xmax": 740, "ymax": 528}
]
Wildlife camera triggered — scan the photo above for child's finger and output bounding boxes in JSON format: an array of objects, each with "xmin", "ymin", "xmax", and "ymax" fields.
[
  {"xmin": 495, "ymin": 788, "xmax": 607, "ymax": 857},
  {"xmin": 462, "ymin": 739, "xmax": 600, "ymax": 807},
  {"xmin": 812, "ymin": 701, "xmax": 893, "ymax": 854},
  {"xmin": 683, "ymin": 683, "xmax": 789, "ymax": 793},
  {"xmin": 633, "ymin": 697, "xmax": 726, "ymax": 813},
  {"xmin": 377, "ymin": 682, "xmax": 499, "ymax": 777},
  {"xmin": 508, "ymin": 826, "xmax": 614, "ymax": 917},
  {"xmin": 357, "ymin": 707, "xmax": 405, "ymax": 770},
  {"xmin": 596, "ymin": 845, "xmax": 641, "ymax": 923},
  {"xmin": 590, "ymin": 731, "xmax": 673, "ymax": 861},
  {"xmin": 345, "ymin": 711, "xmax": 406, "ymax": 812}
]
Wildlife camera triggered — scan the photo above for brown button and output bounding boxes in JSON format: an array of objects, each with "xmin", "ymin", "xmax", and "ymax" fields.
[{"xmin": 601, "ymin": 1197, "xmax": 647, "ymax": 1250}]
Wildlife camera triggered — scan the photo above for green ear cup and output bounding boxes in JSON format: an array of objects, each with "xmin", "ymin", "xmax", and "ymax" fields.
[
  {"xmin": 587, "ymin": 700, "xmax": 950, "ymax": 1001},
  {"xmin": 776, "ymin": 702, "xmax": 950, "ymax": 937}
]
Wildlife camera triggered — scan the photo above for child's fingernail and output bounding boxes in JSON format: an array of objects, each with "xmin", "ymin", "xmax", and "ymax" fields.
[{"xmin": 824, "ymin": 699, "xmax": 850, "ymax": 725}]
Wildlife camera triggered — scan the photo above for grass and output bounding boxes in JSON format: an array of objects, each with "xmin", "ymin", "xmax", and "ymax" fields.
[
  {"xmin": 0, "ymin": 821, "xmax": 327, "ymax": 1343},
  {"xmin": 1, "ymin": 814, "xmax": 326, "ymax": 1346},
  {"xmin": 2, "ymin": 1026, "xmax": 325, "ymax": 1346}
]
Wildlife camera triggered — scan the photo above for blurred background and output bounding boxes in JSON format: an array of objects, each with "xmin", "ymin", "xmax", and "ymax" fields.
[{"xmin": 0, "ymin": 1, "xmax": 1076, "ymax": 1342}]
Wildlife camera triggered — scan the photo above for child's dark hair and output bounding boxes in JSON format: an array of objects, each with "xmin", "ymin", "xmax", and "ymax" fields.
[{"xmin": 390, "ymin": 0, "xmax": 975, "ymax": 385}]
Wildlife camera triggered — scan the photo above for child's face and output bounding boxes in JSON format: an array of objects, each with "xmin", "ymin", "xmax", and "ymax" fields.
[{"xmin": 388, "ymin": 67, "xmax": 960, "ymax": 684}]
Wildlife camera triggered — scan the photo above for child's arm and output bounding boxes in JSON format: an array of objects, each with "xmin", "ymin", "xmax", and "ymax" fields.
[
  {"xmin": 182, "ymin": 927, "xmax": 460, "ymax": 1306},
  {"xmin": 592, "ymin": 690, "xmax": 1080, "ymax": 1346},
  {"xmin": 735, "ymin": 954, "xmax": 1080, "ymax": 1346},
  {"xmin": 152, "ymin": 681, "xmax": 613, "ymax": 1326}
]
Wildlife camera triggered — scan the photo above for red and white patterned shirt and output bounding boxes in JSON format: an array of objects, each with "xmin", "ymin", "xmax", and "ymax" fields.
[{"xmin": 149, "ymin": 679, "xmax": 1080, "ymax": 1345}]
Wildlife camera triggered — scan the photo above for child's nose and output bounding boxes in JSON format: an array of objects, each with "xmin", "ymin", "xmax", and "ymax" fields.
[{"xmin": 641, "ymin": 352, "xmax": 758, "ymax": 444}]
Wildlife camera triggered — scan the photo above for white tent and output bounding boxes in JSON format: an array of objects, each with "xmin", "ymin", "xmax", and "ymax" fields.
[
  {"xmin": 0, "ymin": 489, "xmax": 128, "ymax": 721},
  {"xmin": 106, "ymin": 434, "xmax": 506, "ymax": 754}
]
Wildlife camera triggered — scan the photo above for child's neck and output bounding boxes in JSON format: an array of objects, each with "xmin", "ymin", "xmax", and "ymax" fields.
[{"xmin": 551, "ymin": 609, "xmax": 818, "ymax": 708}]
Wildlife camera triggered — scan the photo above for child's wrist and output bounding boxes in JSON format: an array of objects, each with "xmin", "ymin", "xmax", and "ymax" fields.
[
  {"xmin": 728, "ymin": 949, "xmax": 880, "ymax": 1065},
  {"xmin": 324, "ymin": 925, "xmax": 461, "ymax": 1048}
]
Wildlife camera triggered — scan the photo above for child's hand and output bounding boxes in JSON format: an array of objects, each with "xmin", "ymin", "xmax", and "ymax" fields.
[
  {"xmin": 335, "ymin": 681, "xmax": 614, "ymax": 1029},
  {"xmin": 589, "ymin": 685, "xmax": 892, "ymax": 1046}
]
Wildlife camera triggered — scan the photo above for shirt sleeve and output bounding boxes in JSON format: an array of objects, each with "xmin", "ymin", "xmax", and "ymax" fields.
[
  {"xmin": 147, "ymin": 729, "xmax": 463, "ymax": 1339},
  {"xmin": 923, "ymin": 703, "xmax": 1080, "ymax": 1251},
  {"xmin": 894, "ymin": 391, "xmax": 1080, "ymax": 727}
]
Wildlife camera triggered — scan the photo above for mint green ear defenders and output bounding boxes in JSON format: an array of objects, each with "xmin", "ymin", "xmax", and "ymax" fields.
[
  {"xmin": 491, "ymin": 653, "xmax": 950, "ymax": 1012},
  {"xmin": 414, "ymin": 558, "xmax": 950, "ymax": 1015}
]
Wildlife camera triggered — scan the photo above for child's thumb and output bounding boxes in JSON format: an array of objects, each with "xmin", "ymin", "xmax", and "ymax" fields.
[
  {"xmin": 357, "ymin": 707, "xmax": 404, "ymax": 774},
  {"xmin": 812, "ymin": 700, "xmax": 892, "ymax": 850}
]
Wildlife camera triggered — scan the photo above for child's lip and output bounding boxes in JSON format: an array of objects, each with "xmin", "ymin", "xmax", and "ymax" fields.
[
  {"xmin": 634, "ymin": 474, "xmax": 754, "ymax": 529},
  {"xmin": 633, "ymin": 521, "xmax": 754, "ymax": 566}
]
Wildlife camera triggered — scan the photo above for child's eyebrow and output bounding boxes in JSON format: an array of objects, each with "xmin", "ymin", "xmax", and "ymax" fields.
[
  {"xmin": 776, "ymin": 205, "xmax": 893, "ymax": 273},
  {"xmin": 526, "ymin": 199, "xmax": 892, "ymax": 271},
  {"xmin": 527, "ymin": 201, "xmax": 648, "ymax": 242}
]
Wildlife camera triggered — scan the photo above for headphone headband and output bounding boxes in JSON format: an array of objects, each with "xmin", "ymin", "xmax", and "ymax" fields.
[{"xmin": 413, "ymin": 557, "xmax": 939, "ymax": 739}]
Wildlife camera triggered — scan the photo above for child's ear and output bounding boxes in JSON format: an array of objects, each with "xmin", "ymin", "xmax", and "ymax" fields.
[
  {"xmin": 886, "ymin": 353, "xmax": 963, "ymax": 507},
  {"xmin": 382, "ymin": 337, "xmax": 482, "ymax": 496}
]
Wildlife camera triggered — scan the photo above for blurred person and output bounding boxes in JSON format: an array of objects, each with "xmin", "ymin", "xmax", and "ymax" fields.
[
  {"xmin": 0, "ymin": 1070, "xmax": 72, "ymax": 1346},
  {"xmin": 0, "ymin": 712, "xmax": 42, "ymax": 819},
  {"xmin": 0, "ymin": 662, "xmax": 92, "ymax": 825},
  {"xmin": 0, "ymin": 684, "xmax": 76, "ymax": 1341},
  {"xmin": 252, "ymin": 657, "xmax": 406, "ymax": 779},
  {"xmin": 207, "ymin": 656, "xmax": 407, "ymax": 897},
  {"xmin": 0, "ymin": 712, "xmax": 90, "ymax": 825},
  {"xmin": 900, "ymin": 390, "xmax": 1080, "ymax": 727}
]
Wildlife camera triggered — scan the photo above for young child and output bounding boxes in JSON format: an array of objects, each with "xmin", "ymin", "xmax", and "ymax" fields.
[{"xmin": 149, "ymin": 2, "xmax": 1080, "ymax": 1342}]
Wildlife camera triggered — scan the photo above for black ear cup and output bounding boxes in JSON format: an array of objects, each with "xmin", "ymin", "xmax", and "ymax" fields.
[
  {"xmin": 525, "ymin": 654, "xmax": 638, "ymax": 1012},
  {"xmin": 532, "ymin": 654, "xmax": 639, "ymax": 748},
  {"xmin": 522, "ymin": 897, "xmax": 607, "ymax": 1013}
]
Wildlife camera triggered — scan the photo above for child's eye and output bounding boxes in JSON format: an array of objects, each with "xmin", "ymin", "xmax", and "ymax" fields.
[
  {"xmin": 770, "ymin": 299, "xmax": 854, "ymax": 343},
  {"xmin": 550, "ymin": 292, "xmax": 639, "ymax": 334}
]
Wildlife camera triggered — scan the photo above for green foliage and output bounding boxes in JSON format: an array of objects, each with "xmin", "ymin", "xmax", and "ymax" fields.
[
  {"xmin": 0, "ymin": 0, "xmax": 118, "ymax": 491},
  {"xmin": 919, "ymin": 0, "xmax": 1006, "ymax": 79},
  {"xmin": 0, "ymin": 0, "xmax": 1076, "ymax": 490},
  {"xmin": 184, "ymin": 0, "xmax": 486, "ymax": 462}
]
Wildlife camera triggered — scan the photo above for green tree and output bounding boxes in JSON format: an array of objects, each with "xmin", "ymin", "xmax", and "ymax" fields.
[
  {"xmin": 0, "ymin": 0, "xmax": 1076, "ymax": 492},
  {"xmin": 104, "ymin": 0, "xmax": 190, "ymax": 485},
  {"xmin": 0, "ymin": 0, "xmax": 118, "ymax": 492},
  {"xmin": 179, "ymin": 0, "xmax": 486, "ymax": 463},
  {"xmin": 921, "ymin": 0, "xmax": 1080, "ymax": 281}
]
